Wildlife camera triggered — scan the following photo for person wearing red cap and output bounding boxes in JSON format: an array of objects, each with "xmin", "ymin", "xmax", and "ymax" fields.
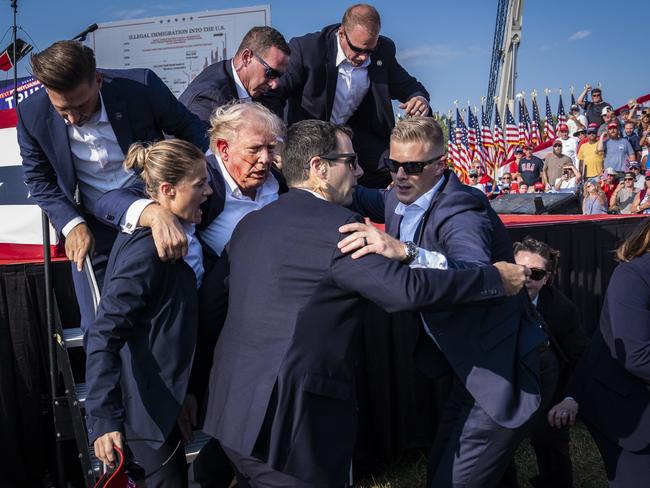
[
  {"xmin": 598, "ymin": 123, "xmax": 636, "ymax": 173},
  {"xmin": 556, "ymin": 124, "xmax": 579, "ymax": 168},
  {"xmin": 578, "ymin": 123, "xmax": 605, "ymax": 178}
]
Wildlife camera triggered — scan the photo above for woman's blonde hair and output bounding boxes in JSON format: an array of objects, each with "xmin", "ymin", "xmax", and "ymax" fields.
[{"xmin": 123, "ymin": 139, "xmax": 205, "ymax": 197}]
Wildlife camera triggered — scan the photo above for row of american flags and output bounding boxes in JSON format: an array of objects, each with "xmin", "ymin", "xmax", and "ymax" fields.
[{"xmin": 445, "ymin": 93, "xmax": 574, "ymax": 181}]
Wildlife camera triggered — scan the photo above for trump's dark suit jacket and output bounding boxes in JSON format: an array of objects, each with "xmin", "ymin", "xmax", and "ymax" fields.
[
  {"xmin": 84, "ymin": 228, "xmax": 197, "ymax": 447},
  {"xmin": 384, "ymin": 171, "xmax": 547, "ymax": 428},
  {"xmin": 18, "ymin": 68, "xmax": 208, "ymax": 234},
  {"xmin": 204, "ymin": 189, "xmax": 509, "ymax": 487},
  {"xmin": 269, "ymin": 24, "xmax": 429, "ymax": 186},
  {"xmin": 570, "ymin": 253, "xmax": 650, "ymax": 452}
]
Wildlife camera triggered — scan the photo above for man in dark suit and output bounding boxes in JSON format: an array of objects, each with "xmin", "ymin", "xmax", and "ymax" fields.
[
  {"xmin": 268, "ymin": 4, "xmax": 430, "ymax": 188},
  {"xmin": 18, "ymin": 40, "xmax": 207, "ymax": 331},
  {"xmin": 339, "ymin": 117, "xmax": 557, "ymax": 487},
  {"xmin": 179, "ymin": 26, "xmax": 290, "ymax": 123},
  {"xmin": 203, "ymin": 119, "xmax": 530, "ymax": 487},
  {"xmin": 513, "ymin": 237, "xmax": 586, "ymax": 488}
]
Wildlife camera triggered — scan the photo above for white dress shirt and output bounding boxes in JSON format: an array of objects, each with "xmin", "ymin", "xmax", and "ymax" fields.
[
  {"xmin": 200, "ymin": 154, "xmax": 280, "ymax": 255},
  {"xmin": 63, "ymin": 93, "xmax": 150, "ymax": 236},
  {"xmin": 330, "ymin": 36, "xmax": 371, "ymax": 124},
  {"xmin": 231, "ymin": 60, "xmax": 251, "ymax": 101},
  {"xmin": 182, "ymin": 222, "xmax": 204, "ymax": 288},
  {"xmin": 394, "ymin": 176, "xmax": 448, "ymax": 270}
]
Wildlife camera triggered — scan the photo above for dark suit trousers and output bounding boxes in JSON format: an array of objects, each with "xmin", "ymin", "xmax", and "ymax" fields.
[
  {"xmin": 427, "ymin": 347, "xmax": 558, "ymax": 488},
  {"xmin": 587, "ymin": 423, "xmax": 650, "ymax": 488},
  {"xmin": 221, "ymin": 446, "xmax": 312, "ymax": 488},
  {"xmin": 127, "ymin": 426, "xmax": 187, "ymax": 488},
  {"xmin": 70, "ymin": 217, "xmax": 117, "ymax": 334},
  {"xmin": 528, "ymin": 419, "xmax": 572, "ymax": 488}
]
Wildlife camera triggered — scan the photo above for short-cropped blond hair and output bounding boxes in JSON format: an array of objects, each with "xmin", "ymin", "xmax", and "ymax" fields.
[{"xmin": 390, "ymin": 117, "xmax": 444, "ymax": 151}]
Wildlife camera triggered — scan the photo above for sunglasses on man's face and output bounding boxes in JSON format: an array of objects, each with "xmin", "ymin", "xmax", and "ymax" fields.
[
  {"xmin": 529, "ymin": 267, "xmax": 548, "ymax": 281},
  {"xmin": 342, "ymin": 29, "xmax": 377, "ymax": 55},
  {"xmin": 383, "ymin": 153, "xmax": 445, "ymax": 175},
  {"xmin": 320, "ymin": 152, "xmax": 359, "ymax": 171},
  {"xmin": 252, "ymin": 51, "xmax": 283, "ymax": 79}
]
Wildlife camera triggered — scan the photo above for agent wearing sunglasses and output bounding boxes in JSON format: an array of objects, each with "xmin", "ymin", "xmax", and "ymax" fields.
[
  {"xmin": 180, "ymin": 26, "xmax": 290, "ymax": 123},
  {"xmin": 340, "ymin": 117, "xmax": 556, "ymax": 488},
  {"xmin": 512, "ymin": 237, "xmax": 586, "ymax": 488},
  {"xmin": 267, "ymin": 4, "xmax": 429, "ymax": 189}
]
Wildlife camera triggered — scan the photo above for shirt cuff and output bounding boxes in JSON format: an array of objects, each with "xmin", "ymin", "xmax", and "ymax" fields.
[
  {"xmin": 120, "ymin": 199, "xmax": 154, "ymax": 234},
  {"xmin": 62, "ymin": 216, "xmax": 86, "ymax": 237},
  {"xmin": 409, "ymin": 248, "xmax": 448, "ymax": 270}
]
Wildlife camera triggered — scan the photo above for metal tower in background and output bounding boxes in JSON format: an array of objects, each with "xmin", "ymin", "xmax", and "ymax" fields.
[{"xmin": 485, "ymin": 0, "xmax": 524, "ymax": 123}]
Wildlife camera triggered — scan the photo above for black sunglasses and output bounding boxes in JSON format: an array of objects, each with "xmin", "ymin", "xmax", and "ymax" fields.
[
  {"xmin": 342, "ymin": 29, "xmax": 376, "ymax": 55},
  {"xmin": 529, "ymin": 267, "xmax": 548, "ymax": 281},
  {"xmin": 383, "ymin": 153, "xmax": 445, "ymax": 175},
  {"xmin": 320, "ymin": 152, "xmax": 359, "ymax": 171},
  {"xmin": 252, "ymin": 51, "xmax": 282, "ymax": 80}
]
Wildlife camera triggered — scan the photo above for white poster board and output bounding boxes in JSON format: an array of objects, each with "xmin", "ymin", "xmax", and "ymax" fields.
[{"xmin": 88, "ymin": 5, "xmax": 271, "ymax": 97}]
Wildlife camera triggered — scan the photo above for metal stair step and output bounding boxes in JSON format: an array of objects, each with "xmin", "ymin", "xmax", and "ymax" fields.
[
  {"xmin": 63, "ymin": 327, "xmax": 84, "ymax": 348},
  {"xmin": 75, "ymin": 382, "xmax": 88, "ymax": 405}
]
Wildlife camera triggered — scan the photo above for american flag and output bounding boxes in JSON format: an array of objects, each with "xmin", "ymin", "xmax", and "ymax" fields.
[
  {"xmin": 447, "ymin": 117, "xmax": 461, "ymax": 173},
  {"xmin": 556, "ymin": 95, "xmax": 567, "ymax": 129},
  {"xmin": 455, "ymin": 108, "xmax": 472, "ymax": 179},
  {"xmin": 530, "ymin": 96, "xmax": 543, "ymax": 146},
  {"xmin": 493, "ymin": 105, "xmax": 506, "ymax": 169},
  {"xmin": 504, "ymin": 105, "xmax": 519, "ymax": 161},
  {"xmin": 570, "ymin": 91, "xmax": 576, "ymax": 107},
  {"xmin": 518, "ymin": 98, "xmax": 530, "ymax": 146},
  {"xmin": 545, "ymin": 95, "xmax": 556, "ymax": 140},
  {"xmin": 467, "ymin": 106, "xmax": 478, "ymax": 151},
  {"xmin": 468, "ymin": 106, "xmax": 487, "ymax": 170},
  {"xmin": 481, "ymin": 105, "xmax": 495, "ymax": 174}
]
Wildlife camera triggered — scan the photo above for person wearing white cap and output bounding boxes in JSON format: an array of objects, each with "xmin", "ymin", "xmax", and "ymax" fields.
[{"xmin": 567, "ymin": 104, "xmax": 587, "ymax": 137}]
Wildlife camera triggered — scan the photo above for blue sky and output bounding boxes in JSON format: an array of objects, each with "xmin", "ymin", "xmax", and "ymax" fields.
[{"xmin": 2, "ymin": 0, "xmax": 646, "ymax": 114}]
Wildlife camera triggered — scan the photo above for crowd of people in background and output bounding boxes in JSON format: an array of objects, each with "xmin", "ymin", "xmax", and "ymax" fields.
[{"xmin": 461, "ymin": 86, "xmax": 650, "ymax": 215}]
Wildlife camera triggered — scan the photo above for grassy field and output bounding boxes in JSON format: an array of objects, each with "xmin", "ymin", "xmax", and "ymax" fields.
[{"xmin": 356, "ymin": 422, "xmax": 607, "ymax": 488}]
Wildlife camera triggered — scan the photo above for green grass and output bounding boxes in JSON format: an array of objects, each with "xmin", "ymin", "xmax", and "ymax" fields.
[{"xmin": 356, "ymin": 422, "xmax": 607, "ymax": 488}]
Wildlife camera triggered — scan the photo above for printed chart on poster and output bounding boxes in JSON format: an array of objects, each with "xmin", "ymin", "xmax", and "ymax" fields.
[{"xmin": 87, "ymin": 5, "xmax": 270, "ymax": 97}]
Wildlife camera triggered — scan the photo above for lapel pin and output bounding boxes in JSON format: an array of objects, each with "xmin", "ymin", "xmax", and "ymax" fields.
[
  {"xmin": 376, "ymin": 60, "xmax": 382, "ymax": 67},
  {"xmin": 115, "ymin": 112, "xmax": 123, "ymax": 120}
]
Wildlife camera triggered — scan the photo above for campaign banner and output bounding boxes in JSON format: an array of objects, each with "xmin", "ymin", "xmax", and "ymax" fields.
[
  {"xmin": 0, "ymin": 107, "xmax": 62, "ymax": 263},
  {"xmin": 0, "ymin": 76, "xmax": 43, "ymax": 110},
  {"xmin": 87, "ymin": 5, "xmax": 271, "ymax": 97}
]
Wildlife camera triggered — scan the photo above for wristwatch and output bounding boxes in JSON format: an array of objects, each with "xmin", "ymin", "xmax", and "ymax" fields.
[{"xmin": 402, "ymin": 241, "xmax": 418, "ymax": 264}]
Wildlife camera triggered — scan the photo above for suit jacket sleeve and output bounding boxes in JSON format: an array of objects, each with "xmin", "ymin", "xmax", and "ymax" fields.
[
  {"xmin": 18, "ymin": 104, "xmax": 81, "ymax": 232},
  {"xmin": 84, "ymin": 235, "xmax": 162, "ymax": 444},
  {"xmin": 350, "ymin": 186, "xmax": 387, "ymax": 223},
  {"xmin": 606, "ymin": 262, "xmax": 650, "ymax": 384},
  {"xmin": 93, "ymin": 183, "xmax": 147, "ymax": 228},
  {"xmin": 331, "ymin": 217, "xmax": 504, "ymax": 312},
  {"xmin": 143, "ymin": 69, "xmax": 209, "ymax": 152},
  {"xmin": 436, "ymin": 192, "xmax": 493, "ymax": 268}
]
